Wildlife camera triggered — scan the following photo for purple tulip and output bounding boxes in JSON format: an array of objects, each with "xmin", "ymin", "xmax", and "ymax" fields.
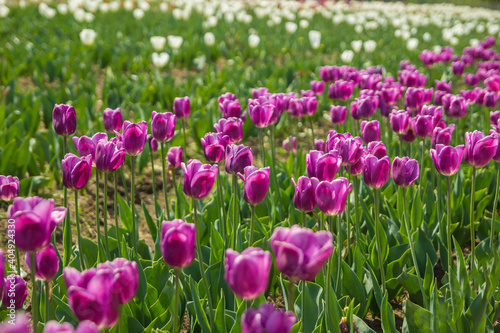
[
  {"xmin": 350, "ymin": 96, "xmax": 378, "ymax": 120},
  {"xmin": 151, "ymin": 111, "xmax": 176, "ymax": 142},
  {"xmin": 401, "ymin": 126, "xmax": 417, "ymax": 143},
  {"xmin": 390, "ymin": 109, "xmax": 410, "ymax": 134},
  {"xmin": 310, "ymin": 80, "xmax": 325, "ymax": 95},
  {"xmin": 97, "ymin": 258, "xmax": 139, "ymax": 304},
  {"xmin": 95, "ymin": 138, "xmax": 126, "ymax": 173},
  {"xmin": 434, "ymin": 90, "xmax": 447, "ymax": 105},
  {"xmin": 0, "ymin": 312, "xmax": 30, "ymax": 333},
  {"xmin": 330, "ymin": 136, "xmax": 364, "ymax": 166},
  {"xmin": 328, "ymin": 80, "xmax": 354, "ymax": 101},
  {"xmin": 173, "ymin": 96, "xmax": 190, "ymax": 119},
  {"xmin": 219, "ymin": 99, "xmax": 243, "ymax": 119},
  {"xmin": 420, "ymin": 105, "xmax": 443, "ymax": 127},
  {"xmin": 463, "ymin": 73, "xmax": 479, "ymax": 87},
  {"xmin": 252, "ymin": 88, "xmax": 269, "ymax": 99},
  {"xmin": 121, "ymin": 120, "xmax": 148, "ymax": 156},
  {"xmin": 362, "ymin": 155, "xmax": 391, "ymax": 189},
  {"xmin": 464, "ymin": 131, "xmax": 499, "ymax": 168},
  {"xmin": 201, "ymin": 132, "xmax": 231, "ymax": 164},
  {"xmin": 238, "ymin": 166, "xmax": 270, "ymax": 206},
  {"xmin": 446, "ymin": 95, "xmax": 468, "ymax": 119},
  {"xmin": 490, "ymin": 111, "xmax": 500, "ymax": 127},
  {"xmin": 160, "ymin": 219, "xmax": 196, "ymax": 268},
  {"xmin": 366, "ymin": 141, "xmax": 387, "ymax": 159},
  {"xmin": 392, "ymin": 157, "xmax": 419, "ymax": 187},
  {"xmin": 72, "ymin": 132, "xmax": 108, "ymax": 163},
  {"xmin": 103, "ymin": 108, "xmax": 123, "ymax": 133},
  {"xmin": 435, "ymin": 80, "xmax": 452, "ymax": 93},
  {"xmin": 306, "ymin": 150, "xmax": 342, "ymax": 182},
  {"xmin": 225, "ymin": 144, "xmax": 253, "ymax": 175},
  {"xmin": 405, "ymin": 88, "xmax": 425, "ymax": 111},
  {"xmin": 270, "ymin": 225, "xmax": 333, "ymax": 281},
  {"xmin": 214, "ymin": 117, "xmax": 244, "ymax": 143},
  {"xmin": 53, "ymin": 104, "xmax": 77, "ymax": 136},
  {"xmin": 44, "ymin": 320, "xmax": 99, "ymax": 333},
  {"xmin": 314, "ymin": 139, "xmax": 325, "ymax": 152},
  {"xmin": 248, "ymin": 100, "xmax": 274, "ymax": 128},
  {"xmin": 289, "ymin": 98, "xmax": 305, "ymax": 118},
  {"xmin": 8, "ymin": 197, "xmax": 66, "ymax": 252},
  {"xmin": 148, "ymin": 135, "xmax": 158, "ymax": 153},
  {"xmin": 292, "ymin": 176, "xmax": 319, "ymax": 212},
  {"xmin": 301, "ymin": 90, "xmax": 315, "ymax": 98},
  {"xmin": 225, "ymin": 248, "xmax": 271, "ymax": 300},
  {"xmin": 0, "ymin": 175, "xmax": 19, "ymax": 201},
  {"xmin": 283, "ymin": 137, "xmax": 297, "ymax": 153},
  {"xmin": 431, "ymin": 124, "xmax": 454, "ymax": 148},
  {"xmin": 181, "ymin": 159, "xmax": 218, "ymax": 199},
  {"xmin": 315, "ymin": 177, "xmax": 352, "ymax": 216},
  {"xmin": 2, "ymin": 275, "xmax": 27, "ymax": 310},
  {"xmin": 330, "ymin": 105, "xmax": 347, "ymax": 125},
  {"xmin": 486, "ymin": 75, "xmax": 500, "ymax": 93},
  {"xmin": 485, "ymin": 91, "xmax": 499, "ymax": 108},
  {"xmin": 24, "ymin": 244, "xmax": 59, "ymax": 281},
  {"xmin": 0, "ymin": 251, "xmax": 4, "ymax": 296},
  {"xmin": 430, "ymin": 144, "xmax": 464, "ymax": 176},
  {"xmin": 62, "ymin": 153, "xmax": 93, "ymax": 190},
  {"xmin": 452, "ymin": 61, "xmax": 465, "ymax": 76},
  {"xmin": 242, "ymin": 303, "xmax": 296, "ymax": 333},
  {"xmin": 411, "ymin": 115, "xmax": 434, "ymax": 138},
  {"xmin": 167, "ymin": 146, "xmax": 183, "ymax": 169},
  {"xmin": 361, "ymin": 120, "xmax": 381, "ymax": 144}
]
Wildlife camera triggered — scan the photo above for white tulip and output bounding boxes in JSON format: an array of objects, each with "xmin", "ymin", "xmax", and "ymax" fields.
[
  {"xmin": 159, "ymin": 3, "xmax": 168, "ymax": 12},
  {"xmin": 340, "ymin": 50, "xmax": 354, "ymax": 63},
  {"xmin": 138, "ymin": 1, "xmax": 150, "ymax": 11},
  {"xmin": 0, "ymin": 5, "xmax": 9, "ymax": 17},
  {"xmin": 406, "ymin": 38, "xmax": 419, "ymax": 51},
  {"xmin": 109, "ymin": 2, "xmax": 120, "ymax": 12},
  {"xmin": 248, "ymin": 34, "xmax": 260, "ymax": 48},
  {"xmin": 351, "ymin": 40, "xmax": 363, "ymax": 53},
  {"xmin": 85, "ymin": 12, "xmax": 94, "ymax": 22},
  {"xmin": 364, "ymin": 40, "xmax": 376, "ymax": 53},
  {"xmin": 355, "ymin": 25, "xmax": 363, "ymax": 34},
  {"xmin": 133, "ymin": 9, "xmax": 144, "ymax": 20},
  {"xmin": 172, "ymin": 8, "xmax": 183, "ymax": 20},
  {"xmin": 57, "ymin": 3, "xmax": 68, "ymax": 14},
  {"xmin": 224, "ymin": 12, "xmax": 234, "ymax": 23},
  {"xmin": 469, "ymin": 38, "xmax": 479, "ymax": 46},
  {"xmin": 150, "ymin": 36, "xmax": 166, "ymax": 51},
  {"xmin": 285, "ymin": 22, "xmax": 298, "ymax": 34},
  {"xmin": 124, "ymin": 0, "xmax": 134, "ymax": 11},
  {"xmin": 168, "ymin": 36, "xmax": 183, "ymax": 50},
  {"xmin": 204, "ymin": 32, "xmax": 215, "ymax": 46},
  {"xmin": 80, "ymin": 29, "xmax": 97, "ymax": 46},
  {"xmin": 299, "ymin": 19, "xmax": 309, "ymax": 28},
  {"xmin": 309, "ymin": 30, "xmax": 321, "ymax": 49},
  {"xmin": 99, "ymin": 3, "xmax": 109, "ymax": 13},
  {"xmin": 423, "ymin": 32, "xmax": 431, "ymax": 42},
  {"xmin": 152, "ymin": 52, "xmax": 170, "ymax": 68},
  {"xmin": 74, "ymin": 8, "xmax": 86, "ymax": 22}
]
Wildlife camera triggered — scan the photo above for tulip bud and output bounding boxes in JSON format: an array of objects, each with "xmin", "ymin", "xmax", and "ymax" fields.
[
  {"xmin": 182, "ymin": 159, "xmax": 218, "ymax": 199},
  {"xmin": 366, "ymin": 141, "xmax": 387, "ymax": 159},
  {"xmin": 2, "ymin": 275, "xmax": 27, "ymax": 310},
  {"xmin": 160, "ymin": 219, "xmax": 196, "ymax": 268},
  {"xmin": 0, "ymin": 175, "xmax": 19, "ymax": 201},
  {"xmin": 53, "ymin": 104, "xmax": 77, "ymax": 136},
  {"xmin": 25, "ymin": 244, "xmax": 59, "ymax": 281},
  {"xmin": 360, "ymin": 120, "xmax": 380, "ymax": 143},
  {"xmin": 390, "ymin": 110, "xmax": 410, "ymax": 134},
  {"xmin": 62, "ymin": 154, "xmax": 93, "ymax": 190},
  {"xmin": 315, "ymin": 177, "xmax": 352, "ymax": 216},
  {"xmin": 103, "ymin": 108, "xmax": 123, "ymax": 133},
  {"xmin": 225, "ymin": 144, "xmax": 253, "ymax": 175},
  {"xmin": 238, "ymin": 166, "xmax": 270, "ymax": 206},
  {"xmin": 464, "ymin": 131, "xmax": 498, "ymax": 168},
  {"xmin": 173, "ymin": 96, "xmax": 190, "ymax": 119},
  {"xmin": 242, "ymin": 303, "xmax": 296, "ymax": 333},
  {"xmin": 314, "ymin": 139, "xmax": 325, "ymax": 152},
  {"xmin": 251, "ymin": 88, "xmax": 269, "ymax": 99},
  {"xmin": 392, "ymin": 157, "xmax": 419, "ymax": 187},
  {"xmin": 167, "ymin": 146, "xmax": 183, "ymax": 169},
  {"xmin": 306, "ymin": 150, "xmax": 342, "ymax": 182},
  {"xmin": 330, "ymin": 105, "xmax": 347, "ymax": 125},
  {"xmin": 98, "ymin": 258, "xmax": 139, "ymax": 305},
  {"xmin": 350, "ymin": 96, "xmax": 378, "ymax": 120},
  {"xmin": 292, "ymin": 176, "xmax": 319, "ymax": 213},
  {"xmin": 219, "ymin": 99, "xmax": 243, "ymax": 119},
  {"xmin": 147, "ymin": 135, "xmax": 158, "ymax": 153},
  {"xmin": 362, "ymin": 155, "xmax": 391, "ymax": 189},
  {"xmin": 151, "ymin": 111, "xmax": 176, "ymax": 142},
  {"xmin": 214, "ymin": 117, "xmax": 244, "ymax": 143},
  {"xmin": 431, "ymin": 124, "xmax": 454, "ymax": 148},
  {"xmin": 430, "ymin": 144, "xmax": 464, "ymax": 176},
  {"xmin": 452, "ymin": 61, "xmax": 465, "ymax": 76},
  {"xmin": 283, "ymin": 136, "xmax": 297, "ymax": 153},
  {"xmin": 411, "ymin": 115, "xmax": 434, "ymax": 138},
  {"xmin": 95, "ymin": 138, "xmax": 126, "ymax": 173},
  {"xmin": 121, "ymin": 120, "xmax": 148, "ymax": 156},
  {"xmin": 310, "ymin": 80, "xmax": 325, "ymax": 95}
]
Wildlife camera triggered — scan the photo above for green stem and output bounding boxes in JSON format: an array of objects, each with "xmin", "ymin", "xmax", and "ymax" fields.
[
  {"xmin": 420, "ymin": 139, "xmax": 425, "ymax": 200},
  {"xmin": 309, "ymin": 117, "xmax": 315, "ymax": 149},
  {"xmin": 161, "ymin": 142, "xmax": 171, "ymax": 220},
  {"xmin": 193, "ymin": 199, "xmax": 215, "ymax": 330},
  {"xmin": 120, "ymin": 168, "xmax": 130, "ymax": 206},
  {"xmin": 354, "ymin": 176, "xmax": 361, "ymax": 247},
  {"xmin": 131, "ymin": 157, "xmax": 137, "ymax": 257},
  {"xmin": 402, "ymin": 188, "xmax": 428, "ymax": 309},
  {"xmin": 287, "ymin": 278, "xmax": 295, "ymax": 313},
  {"xmin": 44, "ymin": 281, "xmax": 50, "ymax": 322},
  {"xmin": 62, "ymin": 136, "xmax": 72, "ymax": 266},
  {"xmin": 302, "ymin": 211, "xmax": 306, "ymax": 228},
  {"xmin": 490, "ymin": 164, "xmax": 500, "ymax": 248},
  {"xmin": 216, "ymin": 170, "xmax": 226, "ymax": 243},
  {"xmin": 30, "ymin": 253, "xmax": 39, "ymax": 333},
  {"xmin": 75, "ymin": 190, "xmax": 85, "ymax": 270},
  {"xmin": 103, "ymin": 174, "xmax": 110, "ymax": 260},
  {"xmin": 335, "ymin": 215, "xmax": 342, "ymax": 297},
  {"xmin": 346, "ymin": 170, "xmax": 352, "ymax": 264},
  {"xmin": 374, "ymin": 189, "xmax": 386, "ymax": 294},
  {"xmin": 470, "ymin": 167, "xmax": 476, "ymax": 272},
  {"xmin": 150, "ymin": 143, "xmax": 159, "ymax": 222},
  {"xmin": 172, "ymin": 170, "xmax": 180, "ymax": 218},
  {"xmin": 173, "ymin": 268, "xmax": 180, "ymax": 333},
  {"xmin": 258, "ymin": 128, "xmax": 266, "ymax": 167},
  {"xmin": 301, "ymin": 280, "xmax": 306, "ymax": 330},
  {"xmin": 182, "ymin": 119, "xmax": 188, "ymax": 162},
  {"xmin": 96, "ymin": 171, "xmax": 102, "ymax": 263},
  {"xmin": 447, "ymin": 177, "xmax": 453, "ymax": 273},
  {"xmin": 270, "ymin": 126, "xmax": 283, "ymax": 221},
  {"xmin": 249, "ymin": 205, "xmax": 256, "ymax": 246},
  {"xmin": 232, "ymin": 174, "xmax": 239, "ymax": 249},
  {"xmin": 114, "ymin": 172, "xmax": 121, "ymax": 257}
]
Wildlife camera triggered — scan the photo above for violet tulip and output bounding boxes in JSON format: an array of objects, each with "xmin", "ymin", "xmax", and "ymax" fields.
[
  {"xmin": 314, "ymin": 139, "xmax": 325, "ymax": 152},
  {"xmin": 201, "ymin": 132, "xmax": 231, "ymax": 163},
  {"xmin": 328, "ymin": 80, "xmax": 354, "ymax": 101},
  {"xmin": 431, "ymin": 124, "xmax": 455, "ymax": 148},
  {"xmin": 0, "ymin": 175, "xmax": 19, "ymax": 201},
  {"xmin": 330, "ymin": 136, "xmax": 364, "ymax": 166},
  {"xmin": 44, "ymin": 320, "xmax": 99, "ymax": 333},
  {"xmin": 452, "ymin": 61, "xmax": 465, "ymax": 76},
  {"xmin": 219, "ymin": 99, "xmax": 243, "ymax": 119},
  {"xmin": 401, "ymin": 127, "xmax": 417, "ymax": 143},
  {"xmin": 160, "ymin": 219, "xmax": 195, "ymax": 268},
  {"xmin": 181, "ymin": 159, "xmax": 218, "ymax": 199},
  {"xmin": 167, "ymin": 146, "xmax": 183, "ymax": 169},
  {"xmin": 147, "ymin": 135, "xmax": 158, "ymax": 153},
  {"xmin": 392, "ymin": 157, "xmax": 419, "ymax": 187},
  {"xmin": 464, "ymin": 131, "xmax": 499, "ymax": 168},
  {"xmin": 173, "ymin": 96, "xmax": 190, "ymax": 119},
  {"xmin": 95, "ymin": 138, "xmax": 126, "ymax": 173},
  {"xmin": 248, "ymin": 101, "xmax": 274, "ymax": 128},
  {"xmin": 62, "ymin": 154, "xmax": 93, "ymax": 190},
  {"xmin": 238, "ymin": 166, "xmax": 270, "ymax": 206},
  {"xmin": 310, "ymin": 80, "xmax": 325, "ymax": 95},
  {"xmin": 24, "ymin": 244, "xmax": 59, "ymax": 281},
  {"xmin": 350, "ymin": 96, "xmax": 378, "ymax": 120},
  {"xmin": 225, "ymin": 144, "xmax": 253, "ymax": 175},
  {"xmin": 366, "ymin": 141, "xmax": 386, "ymax": 159},
  {"xmin": 97, "ymin": 258, "xmax": 139, "ymax": 304},
  {"xmin": 447, "ymin": 96, "xmax": 467, "ymax": 119},
  {"xmin": 242, "ymin": 303, "xmax": 296, "ymax": 333},
  {"xmin": 361, "ymin": 120, "xmax": 381, "ymax": 143},
  {"xmin": 390, "ymin": 109, "xmax": 410, "ymax": 134},
  {"xmin": 53, "ymin": 104, "xmax": 77, "ymax": 136},
  {"xmin": 7, "ymin": 197, "xmax": 66, "ymax": 252},
  {"xmin": 306, "ymin": 150, "xmax": 342, "ymax": 181},
  {"xmin": 485, "ymin": 91, "xmax": 499, "ymax": 108},
  {"xmin": 435, "ymin": 80, "xmax": 452, "ymax": 93},
  {"xmin": 252, "ymin": 88, "xmax": 269, "ymax": 99},
  {"xmin": 315, "ymin": 177, "xmax": 352, "ymax": 216},
  {"xmin": 330, "ymin": 105, "xmax": 347, "ymax": 125},
  {"xmin": 214, "ymin": 117, "xmax": 244, "ymax": 143},
  {"xmin": 283, "ymin": 137, "xmax": 297, "ymax": 153},
  {"xmin": 121, "ymin": 120, "xmax": 148, "ymax": 156},
  {"xmin": 490, "ymin": 111, "xmax": 500, "ymax": 127},
  {"xmin": 2, "ymin": 275, "xmax": 27, "ymax": 310},
  {"xmin": 225, "ymin": 247, "xmax": 271, "ymax": 300},
  {"xmin": 103, "ymin": 108, "xmax": 123, "ymax": 133},
  {"xmin": 363, "ymin": 155, "xmax": 391, "ymax": 189},
  {"xmin": 430, "ymin": 144, "xmax": 464, "ymax": 176},
  {"xmin": 411, "ymin": 115, "xmax": 434, "ymax": 138},
  {"xmin": 0, "ymin": 312, "xmax": 30, "ymax": 333},
  {"xmin": 72, "ymin": 132, "xmax": 107, "ymax": 162},
  {"xmin": 151, "ymin": 111, "xmax": 176, "ymax": 142},
  {"xmin": 292, "ymin": 176, "xmax": 319, "ymax": 213},
  {"xmin": 270, "ymin": 225, "xmax": 333, "ymax": 281}
]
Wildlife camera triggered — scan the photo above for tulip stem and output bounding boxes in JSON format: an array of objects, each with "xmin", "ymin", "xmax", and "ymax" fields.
[
  {"xmin": 161, "ymin": 142, "xmax": 171, "ymax": 221},
  {"xmin": 374, "ymin": 189, "xmax": 386, "ymax": 295},
  {"xmin": 120, "ymin": 168, "xmax": 130, "ymax": 206},
  {"xmin": 335, "ymin": 215, "xmax": 343, "ymax": 297},
  {"xmin": 114, "ymin": 173, "xmax": 121, "ymax": 257},
  {"xmin": 309, "ymin": 117, "xmax": 315, "ymax": 149},
  {"xmin": 15, "ymin": 246, "xmax": 20, "ymax": 276},
  {"xmin": 96, "ymin": 171, "xmax": 102, "ymax": 263},
  {"xmin": 420, "ymin": 139, "xmax": 425, "ymax": 200},
  {"xmin": 193, "ymin": 199, "xmax": 215, "ymax": 331},
  {"xmin": 173, "ymin": 268, "xmax": 180, "ymax": 333},
  {"xmin": 150, "ymin": 144, "xmax": 159, "ymax": 222},
  {"xmin": 62, "ymin": 136, "xmax": 72, "ymax": 267},
  {"xmin": 44, "ymin": 281, "xmax": 50, "ymax": 322},
  {"xmin": 354, "ymin": 176, "xmax": 361, "ymax": 249},
  {"xmin": 172, "ymin": 170, "xmax": 180, "ymax": 218},
  {"xmin": 216, "ymin": 170, "xmax": 226, "ymax": 243},
  {"xmin": 301, "ymin": 280, "xmax": 306, "ymax": 330},
  {"xmin": 249, "ymin": 205, "xmax": 256, "ymax": 246},
  {"xmin": 61, "ymin": 136, "xmax": 68, "ymax": 248},
  {"xmin": 232, "ymin": 175, "xmax": 239, "ymax": 249},
  {"xmin": 270, "ymin": 126, "xmax": 284, "ymax": 221},
  {"xmin": 131, "ymin": 158, "xmax": 137, "ymax": 257},
  {"xmin": 446, "ymin": 176, "xmax": 453, "ymax": 273},
  {"xmin": 30, "ymin": 252, "xmax": 39, "ymax": 333},
  {"xmin": 182, "ymin": 119, "xmax": 188, "ymax": 162},
  {"xmin": 75, "ymin": 190, "xmax": 85, "ymax": 270},
  {"xmin": 490, "ymin": 164, "xmax": 500, "ymax": 248},
  {"xmin": 470, "ymin": 167, "xmax": 477, "ymax": 273},
  {"xmin": 346, "ymin": 170, "xmax": 352, "ymax": 264},
  {"xmin": 258, "ymin": 128, "xmax": 266, "ymax": 167},
  {"xmin": 287, "ymin": 278, "xmax": 295, "ymax": 313},
  {"xmin": 402, "ymin": 188, "xmax": 428, "ymax": 308},
  {"xmin": 103, "ymin": 175, "xmax": 110, "ymax": 259},
  {"xmin": 302, "ymin": 211, "xmax": 306, "ymax": 228}
]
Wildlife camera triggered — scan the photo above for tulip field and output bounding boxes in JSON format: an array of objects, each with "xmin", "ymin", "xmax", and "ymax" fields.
[{"xmin": 4, "ymin": 0, "xmax": 500, "ymax": 332}]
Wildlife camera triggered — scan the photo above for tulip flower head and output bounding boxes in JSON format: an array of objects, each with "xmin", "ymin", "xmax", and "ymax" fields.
[
  {"xmin": 390, "ymin": 109, "xmax": 410, "ymax": 134},
  {"xmin": 73, "ymin": 133, "xmax": 108, "ymax": 163},
  {"xmin": 44, "ymin": 320, "xmax": 99, "ymax": 333},
  {"xmin": 238, "ymin": 166, "xmax": 270, "ymax": 206},
  {"xmin": 182, "ymin": 159, "xmax": 218, "ymax": 199},
  {"xmin": 201, "ymin": 132, "xmax": 231, "ymax": 164},
  {"xmin": 103, "ymin": 108, "xmax": 123, "ymax": 133},
  {"xmin": 361, "ymin": 120, "xmax": 381, "ymax": 143},
  {"xmin": 464, "ymin": 131, "xmax": 498, "ymax": 168},
  {"xmin": 160, "ymin": 219, "xmax": 196, "ymax": 268},
  {"xmin": 97, "ymin": 258, "xmax": 139, "ymax": 304},
  {"xmin": 225, "ymin": 144, "xmax": 253, "ymax": 175},
  {"xmin": 306, "ymin": 150, "xmax": 342, "ymax": 182},
  {"xmin": 151, "ymin": 111, "xmax": 176, "ymax": 142},
  {"xmin": 62, "ymin": 153, "xmax": 93, "ymax": 190},
  {"xmin": 411, "ymin": 114, "xmax": 434, "ymax": 138},
  {"xmin": 242, "ymin": 303, "xmax": 296, "ymax": 333},
  {"xmin": 53, "ymin": 104, "xmax": 77, "ymax": 136},
  {"xmin": 362, "ymin": 155, "xmax": 391, "ymax": 189},
  {"xmin": 25, "ymin": 244, "xmax": 59, "ymax": 281},
  {"xmin": 283, "ymin": 136, "xmax": 297, "ymax": 153},
  {"xmin": 0, "ymin": 175, "xmax": 19, "ymax": 201},
  {"xmin": 214, "ymin": 117, "xmax": 244, "ymax": 143},
  {"xmin": 167, "ymin": 146, "xmax": 183, "ymax": 169},
  {"xmin": 121, "ymin": 120, "xmax": 148, "ymax": 156},
  {"xmin": 292, "ymin": 176, "xmax": 319, "ymax": 213},
  {"xmin": 2, "ymin": 275, "xmax": 27, "ymax": 310},
  {"xmin": 330, "ymin": 105, "xmax": 347, "ymax": 125},
  {"xmin": 392, "ymin": 157, "xmax": 419, "ymax": 187},
  {"xmin": 315, "ymin": 177, "xmax": 352, "ymax": 216},
  {"xmin": 431, "ymin": 124, "xmax": 454, "ymax": 148},
  {"xmin": 430, "ymin": 144, "xmax": 464, "ymax": 176},
  {"xmin": 173, "ymin": 96, "xmax": 190, "ymax": 119},
  {"xmin": 95, "ymin": 138, "xmax": 126, "ymax": 173}
]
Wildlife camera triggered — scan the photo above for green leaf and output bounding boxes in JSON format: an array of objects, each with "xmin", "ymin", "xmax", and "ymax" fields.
[
  {"xmin": 411, "ymin": 192, "xmax": 423, "ymax": 230},
  {"xmin": 188, "ymin": 276, "xmax": 211, "ymax": 333},
  {"xmin": 117, "ymin": 194, "xmax": 133, "ymax": 233},
  {"xmin": 380, "ymin": 292, "xmax": 399, "ymax": 333},
  {"xmin": 142, "ymin": 201, "xmax": 157, "ymax": 241},
  {"xmin": 403, "ymin": 300, "xmax": 432, "ymax": 332},
  {"xmin": 342, "ymin": 261, "xmax": 367, "ymax": 317},
  {"xmin": 297, "ymin": 281, "xmax": 323, "ymax": 333}
]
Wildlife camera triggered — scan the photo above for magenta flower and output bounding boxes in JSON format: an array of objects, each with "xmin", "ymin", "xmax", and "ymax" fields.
[
  {"xmin": 435, "ymin": 80, "xmax": 452, "ymax": 93},
  {"xmin": 405, "ymin": 87, "xmax": 426, "ymax": 111},
  {"xmin": 486, "ymin": 75, "xmax": 500, "ymax": 93},
  {"xmin": 24, "ymin": 244, "xmax": 59, "ymax": 281},
  {"xmin": 310, "ymin": 80, "xmax": 325, "ymax": 95},
  {"xmin": 411, "ymin": 115, "xmax": 434, "ymax": 139},
  {"xmin": 430, "ymin": 144, "xmax": 464, "ymax": 176},
  {"xmin": 485, "ymin": 91, "xmax": 499, "ymax": 108},
  {"xmin": 62, "ymin": 153, "xmax": 93, "ymax": 190},
  {"xmin": 8, "ymin": 197, "xmax": 66, "ymax": 252},
  {"xmin": 248, "ymin": 100, "xmax": 274, "ymax": 128},
  {"xmin": 0, "ymin": 175, "xmax": 19, "ymax": 201},
  {"xmin": 401, "ymin": 126, "xmax": 417, "ymax": 143},
  {"xmin": 167, "ymin": 146, "xmax": 183, "ymax": 169},
  {"xmin": 390, "ymin": 109, "xmax": 410, "ymax": 134},
  {"xmin": 2, "ymin": 275, "xmax": 27, "ymax": 310},
  {"xmin": 490, "ymin": 111, "xmax": 500, "ymax": 127},
  {"xmin": 363, "ymin": 155, "xmax": 391, "ymax": 189},
  {"xmin": 366, "ymin": 141, "xmax": 387, "ymax": 159},
  {"xmin": 361, "ymin": 120, "xmax": 381, "ymax": 144},
  {"xmin": 225, "ymin": 247, "xmax": 271, "ymax": 300},
  {"xmin": 330, "ymin": 105, "xmax": 347, "ymax": 125},
  {"xmin": 53, "ymin": 104, "xmax": 77, "ymax": 136},
  {"xmin": 160, "ymin": 219, "xmax": 196, "ymax": 268},
  {"xmin": 306, "ymin": 150, "xmax": 342, "ymax": 182},
  {"xmin": 148, "ymin": 135, "xmax": 158, "ymax": 153},
  {"xmin": 328, "ymin": 80, "xmax": 354, "ymax": 101},
  {"xmin": 95, "ymin": 138, "xmax": 126, "ymax": 173},
  {"xmin": 214, "ymin": 117, "xmax": 244, "ymax": 143},
  {"xmin": 201, "ymin": 132, "xmax": 231, "ymax": 164},
  {"xmin": 292, "ymin": 176, "xmax": 319, "ymax": 213},
  {"xmin": 301, "ymin": 90, "xmax": 315, "ymax": 98},
  {"xmin": 44, "ymin": 320, "xmax": 99, "ymax": 333},
  {"xmin": 225, "ymin": 144, "xmax": 253, "ymax": 175},
  {"xmin": 315, "ymin": 177, "xmax": 352, "ymax": 216},
  {"xmin": 219, "ymin": 98, "xmax": 243, "ymax": 119},
  {"xmin": 392, "ymin": 157, "xmax": 419, "ymax": 187},
  {"xmin": 72, "ymin": 132, "xmax": 107, "ymax": 163},
  {"xmin": 431, "ymin": 124, "xmax": 455, "ymax": 148},
  {"xmin": 350, "ymin": 96, "xmax": 378, "ymax": 120},
  {"xmin": 251, "ymin": 88, "xmax": 269, "ymax": 99},
  {"xmin": 452, "ymin": 61, "xmax": 465, "ymax": 75},
  {"xmin": 151, "ymin": 111, "xmax": 176, "ymax": 142},
  {"xmin": 314, "ymin": 139, "xmax": 325, "ymax": 152},
  {"xmin": 238, "ymin": 166, "xmax": 270, "ymax": 206},
  {"xmin": 464, "ymin": 131, "xmax": 498, "ymax": 168},
  {"xmin": 242, "ymin": 303, "xmax": 296, "ymax": 333},
  {"xmin": 330, "ymin": 136, "xmax": 364, "ymax": 166},
  {"xmin": 0, "ymin": 251, "xmax": 4, "ymax": 296},
  {"xmin": 181, "ymin": 159, "xmax": 218, "ymax": 199},
  {"xmin": 103, "ymin": 108, "xmax": 123, "ymax": 133},
  {"xmin": 283, "ymin": 137, "xmax": 297, "ymax": 153},
  {"xmin": 97, "ymin": 258, "xmax": 139, "ymax": 304},
  {"xmin": 173, "ymin": 96, "xmax": 190, "ymax": 119},
  {"xmin": 447, "ymin": 95, "xmax": 468, "ymax": 119},
  {"xmin": 270, "ymin": 225, "xmax": 333, "ymax": 281},
  {"xmin": 121, "ymin": 120, "xmax": 148, "ymax": 156}
]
